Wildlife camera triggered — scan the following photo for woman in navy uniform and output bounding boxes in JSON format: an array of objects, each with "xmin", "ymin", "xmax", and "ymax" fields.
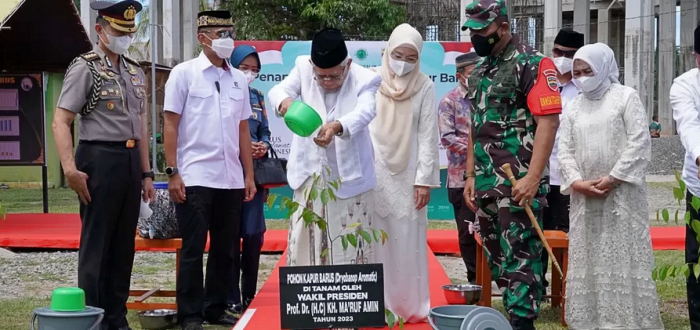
[{"xmin": 228, "ymin": 45, "xmax": 271, "ymax": 313}]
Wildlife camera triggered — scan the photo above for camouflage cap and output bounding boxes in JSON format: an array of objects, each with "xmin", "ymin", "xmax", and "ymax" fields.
[{"xmin": 462, "ymin": 0, "xmax": 508, "ymax": 31}]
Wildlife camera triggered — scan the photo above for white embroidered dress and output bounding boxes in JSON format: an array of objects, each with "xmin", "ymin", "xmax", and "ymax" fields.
[
  {"xmin": 557, "ymin": 83, "xmax": 664, "ymax": 329},
  {"xmin": 370, "ymin": 76, "xmax": 441, "ymax": 323}
]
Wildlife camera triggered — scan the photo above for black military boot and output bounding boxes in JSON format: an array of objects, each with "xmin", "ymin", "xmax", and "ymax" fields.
[{"xmin": 510, "ymin": 315, "xmax": 536, "ymax": 330}]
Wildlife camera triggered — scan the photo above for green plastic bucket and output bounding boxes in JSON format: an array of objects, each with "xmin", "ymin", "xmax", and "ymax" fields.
[
  {"xmin": 428, "ymin": 305, "xmax": 511, "ymax": 330},
  {"xmin": 50, "ymin": 287, "xmax": 86, "ymax": 312},
  {"xmin": 284, "ymin": 101, "xmax": 322, "ymax": 137}
]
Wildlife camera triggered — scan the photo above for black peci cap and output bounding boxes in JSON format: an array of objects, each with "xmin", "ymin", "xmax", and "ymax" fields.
[
  {"xmin": 695, "ymin": 25, "xmax": 700, "ymax": 54},
  {"xmin": 91, "ymin": 0, "xmax": 143, "ymax": 33},
  {"xmin": 310, "ymin": 28, "xmax": 348, "ymax": 69},
  {"xmin": 554, "ymin": 29, "xmax": 585, "ymax": 49},
  {"xmin": 197, "ymin": 10, "xmax": 233, "ymax": 28}
]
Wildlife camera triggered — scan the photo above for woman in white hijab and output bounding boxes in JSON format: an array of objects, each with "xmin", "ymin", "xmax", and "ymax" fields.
[
  {"xmin": 557, "ymin": 43, "xmax": 664, "ymax": 329},
  {"xmin": 370, "ymin": 23, "xmax": 440, "ymax": 323}
]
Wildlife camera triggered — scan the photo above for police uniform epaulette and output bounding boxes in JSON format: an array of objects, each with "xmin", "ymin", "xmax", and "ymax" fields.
[
  {"xmin": 79, "ymin": 51, "xmax": 101, "ymax": 62},
  {"xmin": 122, "ymin": 55, "xmax": 141, "ymax": 67},
  {"xmin": 73, "ymin": 51, "xmax": 104, "ymax": 117}
]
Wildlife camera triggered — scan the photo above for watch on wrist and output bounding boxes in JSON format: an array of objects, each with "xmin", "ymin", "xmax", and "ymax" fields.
[
  {"xmin": 165, "ymin": 167, "xmax": 179, "ymax": 177},
  {"xmin": 334, "ymin": 121, "xmax": 344, "ymax": 136},
  {"xmin": 142, "ymin": 171, "xmax": 155, "ymax": 180}
]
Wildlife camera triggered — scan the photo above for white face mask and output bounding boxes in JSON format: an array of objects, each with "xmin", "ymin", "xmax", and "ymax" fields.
[
  {"xmin": 553, "ymin": 57, "xmax": 573, "ymax": 75},
  {"xmin": 573, "ymin": 76, "xmax": 598, "ymax": 93},
  {"xmin": 206, "ymin": 36, "xmax": 235, "ymax": 59},
  {"xmin": 241, "ymin": 70, "xmax": 257, "ymax": 84},
  {"xmin": 100, "ymin": 31, "xmax": 133, "ymax": 55},
  {"xmin": 389, "ymin": 58, "xmax": 416, "ymax": 77}
]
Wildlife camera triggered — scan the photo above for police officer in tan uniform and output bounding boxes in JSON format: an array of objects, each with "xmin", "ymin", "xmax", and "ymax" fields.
[{"xmin": 52, "ymin": 1, "xmax": 155, "ymax": 329}]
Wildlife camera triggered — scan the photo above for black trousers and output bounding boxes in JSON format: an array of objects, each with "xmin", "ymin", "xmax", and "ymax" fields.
[
  {"xmin": 686, "ymin": 191, "xmax": 700, "ymax": 330},
  {"xmin": 228, "ymin": 233, "xmax": 264, "ymax": 305},
  {"xmin": 541, "ymin": 185, "xmax": 570, "ymax": 288},
  {"xmin": 175, "ymin": 186, "xmax": 243, "ymax": 324},
  {"xmin": 228, "ymin": 188, "xmax": 266, "ymax": 306},
  {"xmin": 448, "ymin": 188, "xmax": 477, "ymax": 282},
  {"xmin": 76, "ymin": 143, "xmax": 142, "ymax": 330}
]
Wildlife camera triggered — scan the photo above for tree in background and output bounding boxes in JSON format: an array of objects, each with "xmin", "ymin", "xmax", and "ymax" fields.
[{"xmin": 220, "ymin": 0, "xmax": 406, "ymax": 40}]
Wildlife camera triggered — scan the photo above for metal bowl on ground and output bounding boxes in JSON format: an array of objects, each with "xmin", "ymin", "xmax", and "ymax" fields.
[
  {"xmin": 442, "ymin": 284, "xmax": 482, "ymax": 305},
  {"xmin": 138, "ymin": 309, "xmax": 177, "ymax": 330}
]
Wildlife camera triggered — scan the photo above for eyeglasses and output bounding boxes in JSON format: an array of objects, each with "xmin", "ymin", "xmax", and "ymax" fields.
[
  {"xmin": 203, "ymin": 29, "xmax": 234, "ymax": 39},
  {"xmin": 313, "ymin": 66, "xmax": 346, "ymax": 81},
  {"xmin": 552, "ymin": 48, "xmax": 577, "ymax": 58}
]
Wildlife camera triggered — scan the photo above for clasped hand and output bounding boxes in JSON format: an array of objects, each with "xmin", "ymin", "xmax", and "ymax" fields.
[
  {"xmin": 252, "ymin": 141, "xmax": 268, "ymax": 159},
  {"xmin": 572, "ymin": 177, "xmax": 609, "ymax": 198}
]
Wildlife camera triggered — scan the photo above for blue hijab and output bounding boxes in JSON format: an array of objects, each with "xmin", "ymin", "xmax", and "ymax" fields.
[{"xmin": 230, "ymin": 45, "xmax": 260, "ymax": 68}]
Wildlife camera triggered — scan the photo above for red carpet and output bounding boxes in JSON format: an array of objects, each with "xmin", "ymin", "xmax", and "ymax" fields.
[
  {"xmin": 0, "ymin": 213, "xmax": 687, "ymax": 252},
  {"xmin": 426, "ymin": 226, "xmax": 687, "ymax": 253},
  {"xmin": 234, "ymin": 248, "xmax": 450, "ymax": 330}
]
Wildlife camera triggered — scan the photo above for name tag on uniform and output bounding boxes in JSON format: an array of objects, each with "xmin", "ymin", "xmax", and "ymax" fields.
[{"xmin": 131, "ymin": 76, "xmax": 145, "ymax": 86}]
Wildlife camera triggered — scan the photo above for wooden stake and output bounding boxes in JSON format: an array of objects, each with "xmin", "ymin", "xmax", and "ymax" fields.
[{"xmin": 501, "ymin": 163, "xmax": 564, "ymax": 280}]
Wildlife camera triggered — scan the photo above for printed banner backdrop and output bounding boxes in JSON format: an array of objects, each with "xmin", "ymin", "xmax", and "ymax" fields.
[{"xmin": 237, "ymin": 41, "xmax": 473, "ymax": 220}]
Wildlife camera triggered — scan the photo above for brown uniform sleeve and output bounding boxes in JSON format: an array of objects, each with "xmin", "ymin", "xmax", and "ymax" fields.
[{"xmin": 56, "ymin": 60, "xmax": 92, "ymax": 113}]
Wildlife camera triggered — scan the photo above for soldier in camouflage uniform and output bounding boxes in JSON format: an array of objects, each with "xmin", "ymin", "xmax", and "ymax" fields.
[{"xmin": 461, "ymin": 1, "xmax": 562, "ymax": 329}]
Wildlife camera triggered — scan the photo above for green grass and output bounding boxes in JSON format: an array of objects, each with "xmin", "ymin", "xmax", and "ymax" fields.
[
  {"xmin": 0, "ymin": 188, "xmax": 78, "ymax": 213},
  {"xmin": 4, "ymin": 251, "xmax": 692, "ymax": 330},
  {"xmin": 0, "ymin": 188, "xmax": 693, "ymax": 329},
  {"xmin": 7, "ymin": 297, "xmax": 230, "ymax": 330},
  {"xmin": 443, "ymin": 251, "xmax": 692, "ymax": 330},
  {"xmin": 0, "ymin": 188, "xmax": 681, "ymax": 228}
]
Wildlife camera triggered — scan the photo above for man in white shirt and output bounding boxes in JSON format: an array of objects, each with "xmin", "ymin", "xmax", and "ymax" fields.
[
  {"xmin": 268, "ymin": 28, "xmax": 381, "ymax": 267},
  {"xmin": 670, "ymin": 24, "xmax": 700, "ymax": 330},
  {"xmin": 163, "ymin": 11, "xmax": 255, "ymax": 330},
  {"xmin": 542, "ymin": 28, "xmax": 583, "ymax": 289}
]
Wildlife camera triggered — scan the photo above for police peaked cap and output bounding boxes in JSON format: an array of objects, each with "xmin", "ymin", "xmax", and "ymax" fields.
[{"xmin": 91, "ymin": 0, "xmax": 143, "ymax": 33}]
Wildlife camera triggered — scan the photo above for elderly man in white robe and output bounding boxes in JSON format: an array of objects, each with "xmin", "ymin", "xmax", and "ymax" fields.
[
  {"xmin": 670, "ymin": 24, "xmax": 700, "ymax": 329},
  {"xmin": 268, "ymin": 28, "xmax": 381, "ymax": 267}
]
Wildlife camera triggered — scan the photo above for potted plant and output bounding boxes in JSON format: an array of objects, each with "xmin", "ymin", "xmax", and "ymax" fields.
[{"xmin": 268, "ymin": 165, "xmax": 405, "ymax": 329}]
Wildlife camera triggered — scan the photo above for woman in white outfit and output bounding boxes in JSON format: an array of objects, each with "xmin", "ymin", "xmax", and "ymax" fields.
[
  {"xmin": 369, "ymin": 23, "xmax": 440, "ymax": 323},
  {"xmin": 557, "ymin": 43, "xmax": 664, "ymax": 329}
]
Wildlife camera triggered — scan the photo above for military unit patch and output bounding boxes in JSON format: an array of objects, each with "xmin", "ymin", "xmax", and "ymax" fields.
[
  {"xmin": 543, "ymin": 69, "xmax": 558, "ymax": 92},
  {"xmin": 107, "ymin": 101, "xmax": 115, "ymax": 110}
]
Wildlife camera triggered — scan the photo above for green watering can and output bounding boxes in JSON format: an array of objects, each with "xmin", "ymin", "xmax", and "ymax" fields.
[{"xmin": 284, "ymin": 101, "xmax": 323, "ymax": 137}]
